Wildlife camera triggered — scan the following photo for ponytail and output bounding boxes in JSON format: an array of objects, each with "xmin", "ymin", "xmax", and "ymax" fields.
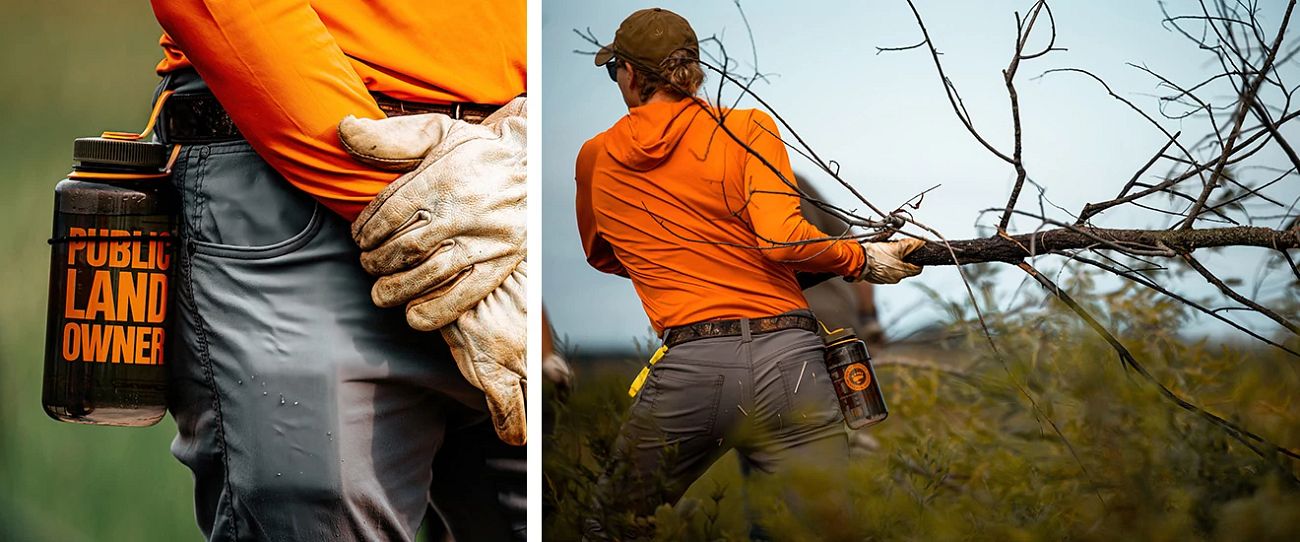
[{"xmin": 633, "ymin": 48, "xmax": 705, "ymax": 102}]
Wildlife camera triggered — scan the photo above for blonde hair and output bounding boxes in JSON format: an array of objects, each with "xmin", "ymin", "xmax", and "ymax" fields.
[{"xmin": 632, "ymin": 48, "xmax": 705, "ymax": 102}]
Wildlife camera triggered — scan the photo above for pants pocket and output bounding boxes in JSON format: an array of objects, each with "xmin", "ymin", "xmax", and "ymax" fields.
[
  {"xmin": 641, "ymin": 366, "xmax": 725, "ymax": 437},
  {"xmin": 778, "ymin": 351, "xmax": 843, "ymax": 431},
  {"xmin": 174, "ymin": 142, "xmax": 322, "ymax": 258}
]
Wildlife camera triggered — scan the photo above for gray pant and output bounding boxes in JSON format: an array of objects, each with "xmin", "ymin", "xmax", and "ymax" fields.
[
  {"xmin": 158, "ymin": 72, "xmax": 525, "ymax": 541},
  {"xmin": 592, "ymin": 319, "xmax": 848, "ymax": 533}
]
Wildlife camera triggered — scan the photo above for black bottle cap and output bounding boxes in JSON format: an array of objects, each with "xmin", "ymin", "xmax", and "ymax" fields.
[{"xmin": 72, "ymin": 137, "xmax": 170, "ymax": 172}]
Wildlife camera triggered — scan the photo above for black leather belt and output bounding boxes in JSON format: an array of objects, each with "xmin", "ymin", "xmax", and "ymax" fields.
[
  {"xmin": 159, "ymin": 92, "xmax": 503, "ymax": 144},
  {"xmin": 662, "ymin": 311, "xmax": 820, "ymax": 348}
]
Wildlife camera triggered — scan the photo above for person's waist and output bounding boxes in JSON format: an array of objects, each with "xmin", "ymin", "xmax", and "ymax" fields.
[
  {"xmin": 660, "ymin": 309, "xmax": 818, "ymax": 349},
  {"xmin": 154, "ymin": 54, "xmax": 524, "ymax": 108},
  {"xmin": 156, "ymin": 90, "xmax": 505, "ymax": 145}
]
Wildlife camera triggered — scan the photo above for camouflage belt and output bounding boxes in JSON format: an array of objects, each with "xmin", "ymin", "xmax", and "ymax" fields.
[{"xmin": 662, "ymin": 311, "xmax": 819, "ymax": 348}]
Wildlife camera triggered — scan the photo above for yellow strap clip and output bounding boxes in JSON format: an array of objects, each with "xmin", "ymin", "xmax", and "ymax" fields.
[
  {"xmin": 819, "ymin": 319, "xmax": 845, "ymax": 337},
  {"xmin": 627, "ymin": 344, "xmax": 668, "ymax": 397}
]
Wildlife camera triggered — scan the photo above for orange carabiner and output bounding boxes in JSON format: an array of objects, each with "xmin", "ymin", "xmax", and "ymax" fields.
[
  {"xmin": 68, "ymin": 90, "xmax": 179, "ymax": 181},
  {"xmin": 101, "ymin": 89, "xmax": 174, "ymax": 141}
]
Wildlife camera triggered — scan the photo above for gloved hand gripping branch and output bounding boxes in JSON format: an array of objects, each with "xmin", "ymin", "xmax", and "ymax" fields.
[
  {"xmin": 856, "ymin": 238, "xmax": 925, "ymax": 284},
  {"xmin": 339, "ymin": 97, "xmax": 527, "ymax": 445}
]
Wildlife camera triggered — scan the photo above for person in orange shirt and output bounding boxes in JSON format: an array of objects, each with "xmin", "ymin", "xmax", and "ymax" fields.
[
  {"xmin": 148, "ymin": 1, "xmax": 525, "ymax": 540},
  {"xmin": 575, "ymin": 8, "xmax": 923, "ymax": 538}
]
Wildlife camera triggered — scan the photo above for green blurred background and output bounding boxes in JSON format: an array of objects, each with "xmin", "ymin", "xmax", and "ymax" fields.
[{"xmin": 0, "ymin": 1, "xmax": 199, "ymax": 539}]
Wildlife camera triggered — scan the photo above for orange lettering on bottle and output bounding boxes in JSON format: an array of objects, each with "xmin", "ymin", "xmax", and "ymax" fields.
[
  {"xmin": 151, "ymin": 327, "xmax": 165, "ymax": 365},
  {"xmin": 155, "ymin": 232, "xmax": 171, "ymax": 271},
  {"xmin": 64, "ymin": 268, "xmax": 85, "ymax": 319},
  {"xmin": 86, "ymin": 231, "xmax": 108, "ymax": 267},
  {"xmin": 147, "ymin": 273, "xmax": 167, "ymax": 324},
  {"xmin": 81, "ymin": 323, "xmax": 109, "ymax": 363},
  {"xmin": 66, "ymin": 227, "xmax": 87, "ymax": 265},
  {"xmin": 130, "ymin": 231, "xmax": 147, "ymax": 270},
  {"xmin": 84, "ymin": 270, "xmax": 114, "ymax": 320},
  {"xmin": 133, "ymin": 326, "xmax": 152, "ymax": 365},
  {"xmin": 109, "ymin": 230, "xmax": 131, "ymax": 268},
  {"xmin": 116, "ymin": 272, "xmax": 146, "ymax": 322},
  {"xmin": 62, "ymin": 322, "xmax": 81, "ymax": 361},
  {"xmin": 111, "ymin": 324, "xmax": 134, "ymax": 363}
]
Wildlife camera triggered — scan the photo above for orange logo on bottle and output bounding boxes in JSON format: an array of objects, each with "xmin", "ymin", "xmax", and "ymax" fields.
[
  {"xmin": 843, "ymin": 362, "xmax": 871, "ymax": 391},
  {"xmin": 59, "ymin": 227, "xmax": 169, "ymax": 365}
]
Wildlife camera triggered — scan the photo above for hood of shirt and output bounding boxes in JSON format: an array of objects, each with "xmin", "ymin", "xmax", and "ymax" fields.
[{"xmin": 603, "ymin": 98, "xmax": 703, "ymax": 171}]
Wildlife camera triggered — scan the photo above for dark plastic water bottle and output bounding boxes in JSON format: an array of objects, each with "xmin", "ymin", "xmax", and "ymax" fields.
[
  {"xmin": 43, "ymin": 136, "xmax": 177, "ymax": 426},
  {"xmin": 824, "ymin": 331, "xmax": 888, "ymax": 429}
]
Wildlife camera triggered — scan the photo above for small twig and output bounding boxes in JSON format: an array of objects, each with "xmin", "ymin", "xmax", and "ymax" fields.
[{"xmin": 1181, "ymin": 251, "xmax": 1300, "ymax": 334}]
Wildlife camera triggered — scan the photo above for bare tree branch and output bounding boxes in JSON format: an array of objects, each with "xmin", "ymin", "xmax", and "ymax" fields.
[
  {"xmin": 1181, "ymin": 0, "xmax": 1298, "ymax": 228},
  {"xmin": 903, "ymin": 226, "xmax": 1300, "ymax": 265}
]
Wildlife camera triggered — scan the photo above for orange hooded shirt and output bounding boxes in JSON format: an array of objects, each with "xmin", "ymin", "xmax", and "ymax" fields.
[
  {"xmin": 576, "ymin": 98, "xmax": 867, "ymax": 333},
  {"xmin": 151, "ymin": 0, "xmax": 526, "ymax": 220}
]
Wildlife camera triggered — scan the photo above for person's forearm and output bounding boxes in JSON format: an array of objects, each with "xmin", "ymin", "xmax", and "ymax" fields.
[
  {"xmin": 152, "ymin": 0, "xmax": 397, "ymax": 220},
  {"xmin": 743, "ymin": 111, "xmax": 864, "ymax": 275},
  {"xmin": 749, "ymin": 205, "xmax": 865, "ymax": 274}
]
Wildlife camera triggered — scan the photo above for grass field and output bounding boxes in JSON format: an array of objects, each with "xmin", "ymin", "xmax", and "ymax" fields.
[
  {"xmin": 0, "ymin": 2, "xmax": 200, "ymax": 539},
  {"xmin": 544, "ymin": 275, "xmax": 1300, "ymax": 541}
]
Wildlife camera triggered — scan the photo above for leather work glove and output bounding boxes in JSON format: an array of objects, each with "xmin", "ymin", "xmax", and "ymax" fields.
[
  {"xmin": 442, "ymin": 260, "xmax": 527, "ymax": 445},
  {"xmin": 856, "ymin": 238, "xmax": 926, "ymax": 284},
  {"xmin": 340, "ymin": 97, "xmax": 526, "ymax": 330},
  {"xmin": 340, "ymin": 97, "xmax": 528, "ymax": 445}
]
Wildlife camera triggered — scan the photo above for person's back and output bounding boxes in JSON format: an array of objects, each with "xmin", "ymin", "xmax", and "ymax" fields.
[
  {"xmin": 577, "ymin": 98, "xmax": 864, "ymax": 332},
  {"xmin": 156, "ymin": 1, "xmax": 525, "ymax": 105}
]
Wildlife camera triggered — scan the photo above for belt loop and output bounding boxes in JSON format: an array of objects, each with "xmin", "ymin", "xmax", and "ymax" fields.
[
  {"xmin": 154, "ymin": 72, "xmax": 175, "ymax": 145},
  {"xmin": 452, "ymin": 103, "xmax": 463, "ymax": 120},
  {"xmin": 740, "ymin": 318, "xmax": 752, "ymax": 343}
]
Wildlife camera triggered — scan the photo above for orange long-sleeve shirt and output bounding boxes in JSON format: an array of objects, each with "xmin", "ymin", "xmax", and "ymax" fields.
[
  {"xmin": 576, "ymin": 98, "xmax": 866, "ymax": 333},
  {"xmin": 151, "ymin": 0, "xmax": 526, "ymax": 220}
]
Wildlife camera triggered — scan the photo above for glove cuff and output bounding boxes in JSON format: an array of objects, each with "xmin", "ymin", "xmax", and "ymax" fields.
[{"xmin": 855, "ymin": 243, "xmax": 877, "ymax": 282}]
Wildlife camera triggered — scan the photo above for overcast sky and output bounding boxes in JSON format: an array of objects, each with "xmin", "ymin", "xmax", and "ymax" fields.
[{"xmin": 541, "ymin": 0, "xmax": 1300, "ymax": 351}]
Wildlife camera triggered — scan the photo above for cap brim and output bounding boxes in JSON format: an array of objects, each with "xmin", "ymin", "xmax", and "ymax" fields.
[{"xmin": 594, "ymin": 44, "xmax": 614, "ymax": 66}]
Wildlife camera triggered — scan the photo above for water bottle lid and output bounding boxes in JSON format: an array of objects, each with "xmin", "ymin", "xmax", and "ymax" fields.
[{"xmin": 72, "ymin": 137, "xmax": 170, "ymax": 172}]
